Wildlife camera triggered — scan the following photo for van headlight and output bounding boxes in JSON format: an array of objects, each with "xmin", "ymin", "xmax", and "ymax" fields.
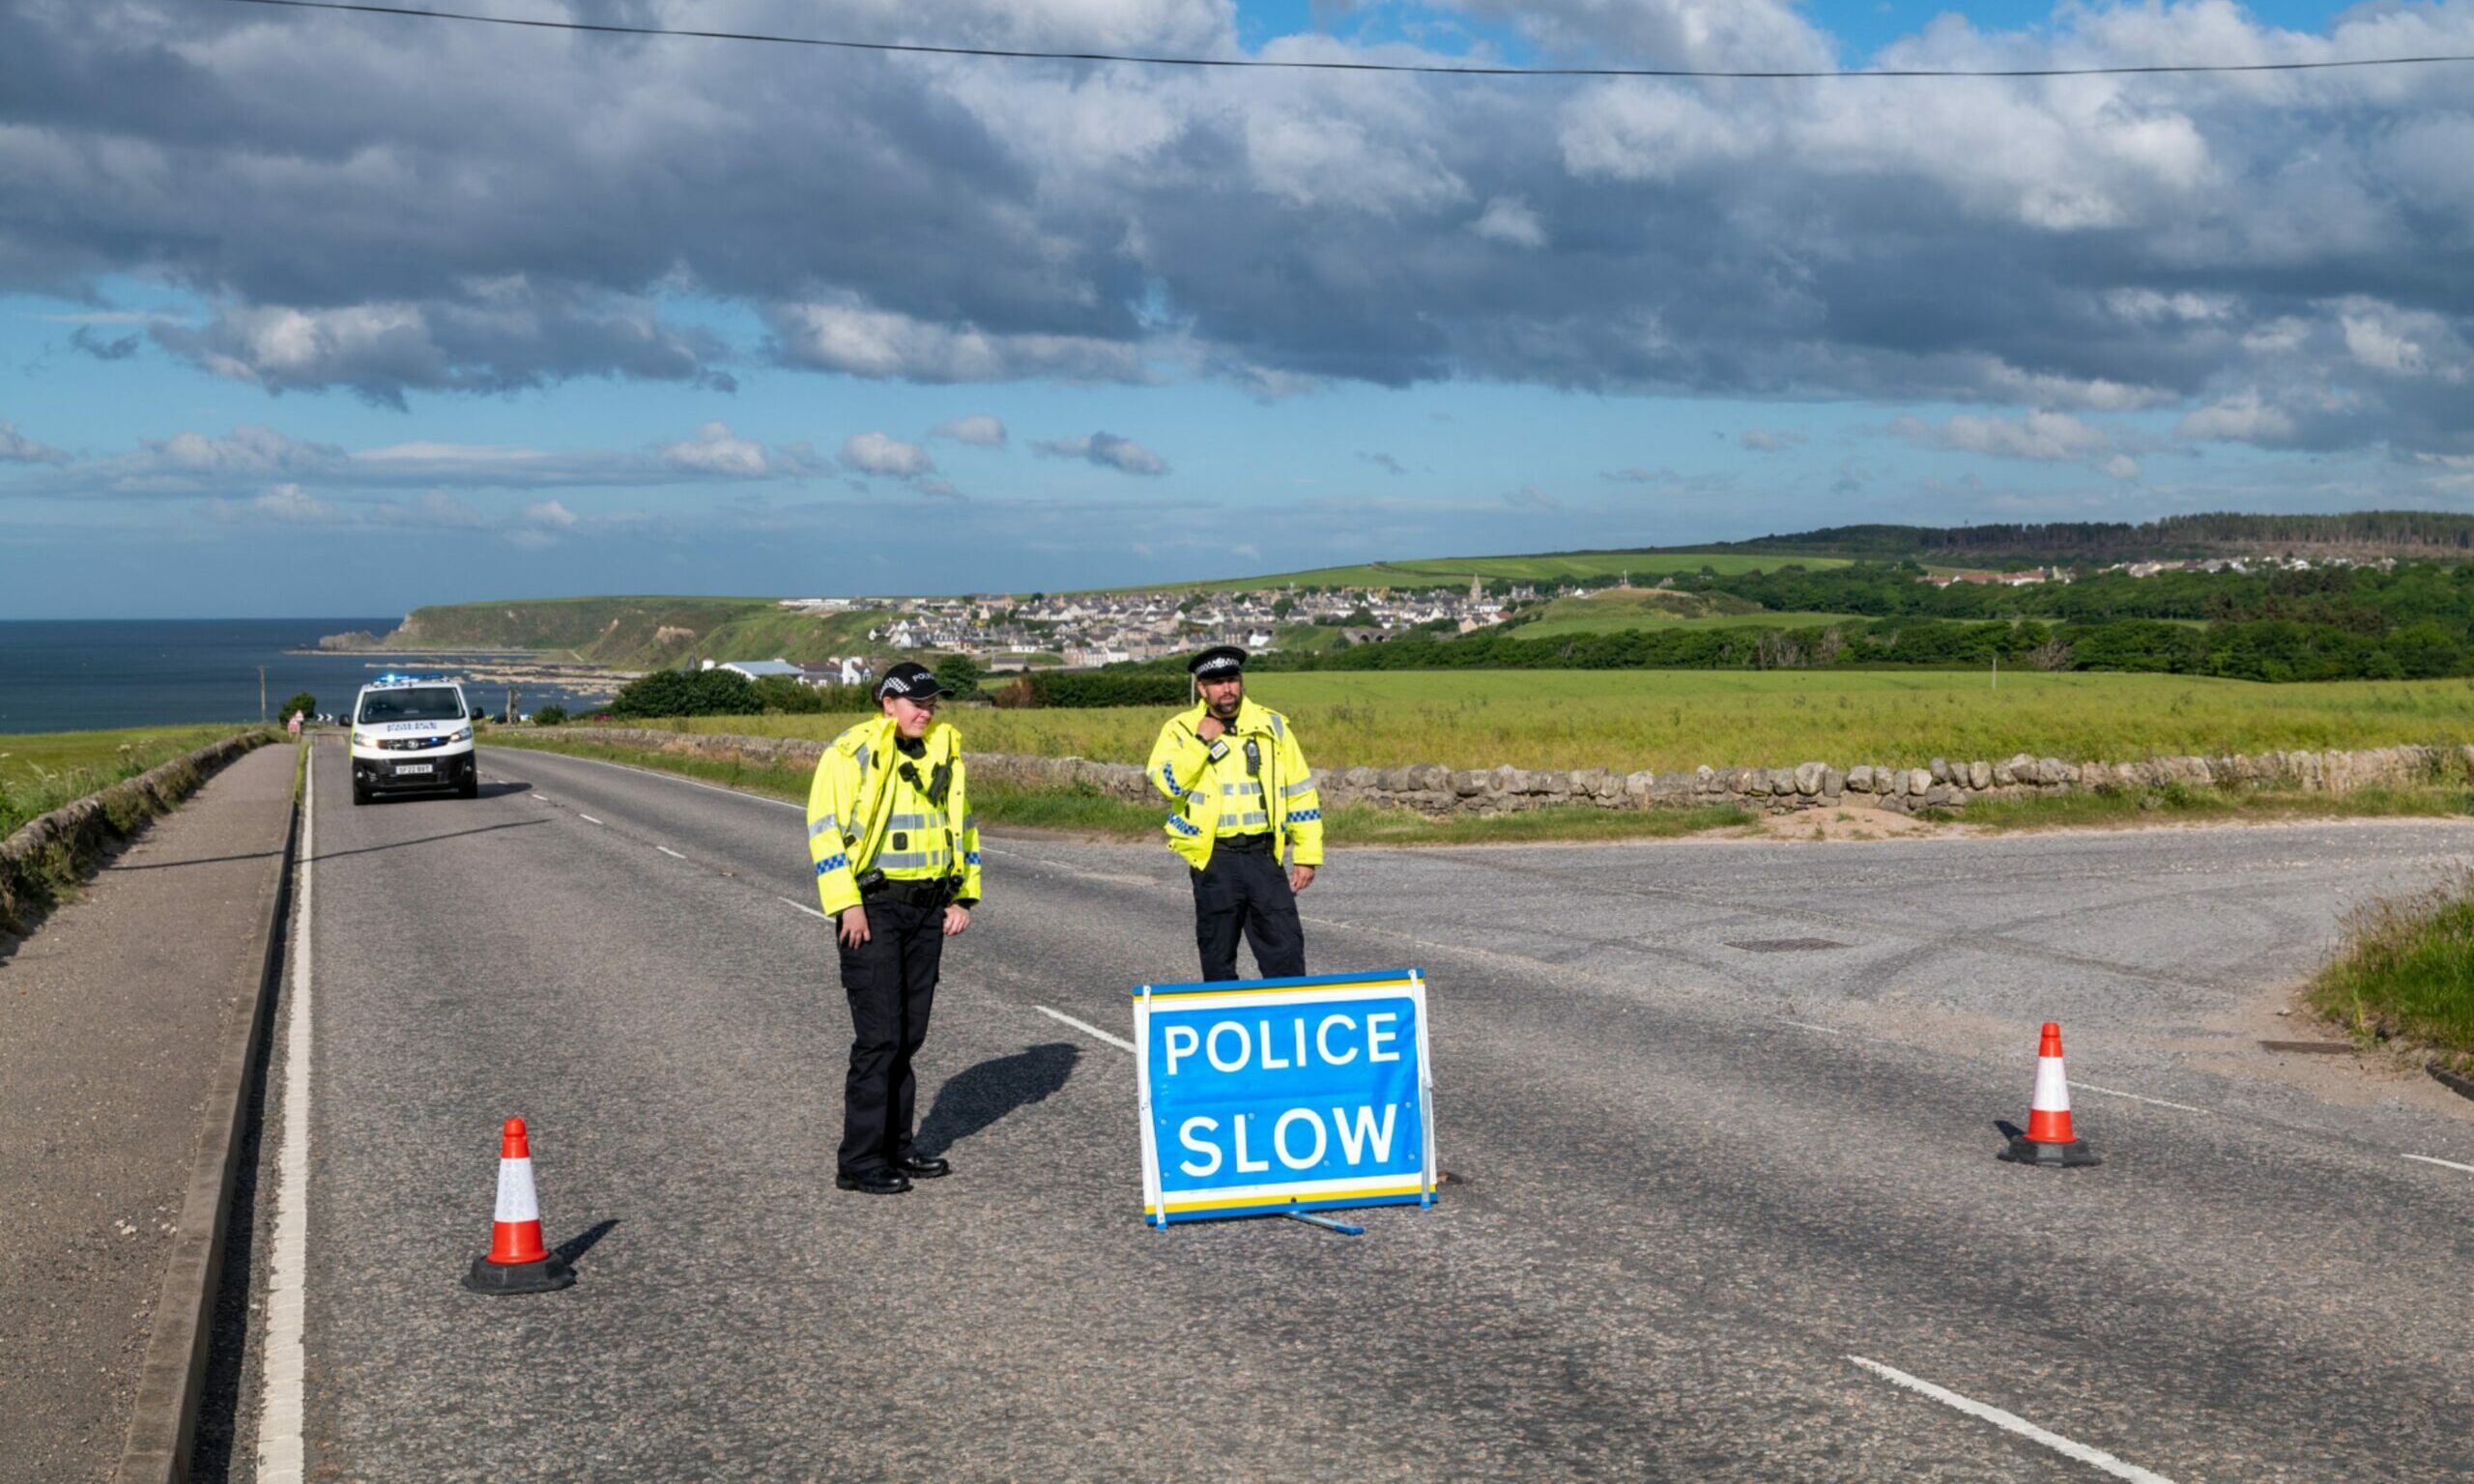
[
  {"xmin": 450, "ymin": 726, "xmax": 474, "ymax": 743},
  {"xmin": 352, "ymin": 730, "xmax": 371, "ymax": 748}
]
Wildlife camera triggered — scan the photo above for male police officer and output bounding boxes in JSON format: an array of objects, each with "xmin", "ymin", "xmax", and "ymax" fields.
[
  {"xmin": 1147, "ymin": 645, "xmax": 1324, "ymax": 981},
  {"xmin": 807, "ymin": 661, "xmax": 983, "ymax": 1195}
]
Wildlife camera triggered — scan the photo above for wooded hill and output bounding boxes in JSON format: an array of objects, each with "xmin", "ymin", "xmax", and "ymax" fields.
[{"xmin": 1714, "ymin": 513, "xmax": 2474, "ymax": 564}]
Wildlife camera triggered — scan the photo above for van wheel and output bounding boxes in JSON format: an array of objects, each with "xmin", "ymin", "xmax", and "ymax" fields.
[
  {"xmin": 459, "ymin": 769, "xmax": 479, "ymax": 800},
  {"xmin": 352, "ymin": 781, "xmax": 370, "ymax": 807}
]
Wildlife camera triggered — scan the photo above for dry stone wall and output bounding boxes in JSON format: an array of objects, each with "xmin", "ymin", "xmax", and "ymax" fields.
[
  {"xmin": 0, "ymin": 730, "xmax": 274, "ymax": 937},
  {"xmin": 542, "ymin": 726, "xmax": 2474, "ymax": 819}
]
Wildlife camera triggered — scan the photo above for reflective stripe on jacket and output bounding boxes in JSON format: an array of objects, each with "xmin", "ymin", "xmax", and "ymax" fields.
[
  {"xmin": 1144, "ymin": 699, "xmax": 1323, "ymax": 870},
  {"xmin": 806, "ymin": 716, "xmax": 983, "ymax": 917}
]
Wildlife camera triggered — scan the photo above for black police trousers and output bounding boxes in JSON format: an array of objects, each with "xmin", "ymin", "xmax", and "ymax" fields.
[
  {"xmin": 835, "ymin": 897, "xmax": 944, "ymax": 1177},
  {"xmin": 1190, "ymin": 845, "xmax": 1306, "ymax": 982}
]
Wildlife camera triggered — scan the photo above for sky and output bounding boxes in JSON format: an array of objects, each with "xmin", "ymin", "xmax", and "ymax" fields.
[{"xmin": 2, "ymin": 0, "xmax": 2470, "ymax": 616}]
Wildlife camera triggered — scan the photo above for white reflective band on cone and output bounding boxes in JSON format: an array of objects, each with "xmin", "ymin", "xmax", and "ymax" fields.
[
  {"xmin": 2031, "ymin": 1056, "xmax": 2072, "ymax": 1113},
  {"xmin": 495, "ymin": 1156, "xmax": 541, "ymax": 1224}
]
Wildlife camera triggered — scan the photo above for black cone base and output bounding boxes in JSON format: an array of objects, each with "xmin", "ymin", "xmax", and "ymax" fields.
[
  {"xmin": 464, "ymin": 1252, "xmax": 575, "ymax": 1295},
  {"xmin": 1999, "ymin": 1135, "xmax": 2100, "ymax": 1168}
]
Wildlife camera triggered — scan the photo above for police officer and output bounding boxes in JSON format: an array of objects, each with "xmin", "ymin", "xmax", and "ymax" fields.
[
  {"xmin": 807, "ymin": 661, "xmax": 983, "ymax": 1195},
  {"xmin": 1146, "ymin": 645, "xmax": 1324, "ymax": 981}
]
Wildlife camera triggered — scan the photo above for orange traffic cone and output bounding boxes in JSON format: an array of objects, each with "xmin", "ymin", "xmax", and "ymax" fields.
[
  {"xmin": 1998, "ymin": 1022, "xmax": 2100, "ymax": 1167},
  {"xmin": 463, "ymin": 1117, "xmax": 576, "ymax": 1294}
]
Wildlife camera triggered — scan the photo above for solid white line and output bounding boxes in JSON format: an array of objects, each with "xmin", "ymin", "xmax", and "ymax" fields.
[
  {"xmin": 1848, "ymin": 1356, "xmax": 2176, "ymax": 1484},
  {"xmin": 2075, "ymin": 1082, "xmax": 2210, "ymax": 1115},
  {"xmin": 1775, "ymin": 1018, "xmax": 1846, "ymax": 1036},
  {"xmin": 2402, "ymin": 1153, "xmax": 2474, "ymax": 1175},
  {"xmin": 655, "ymin": 845, "xmax": 685, "ymax": 859},
  {"xmin": 780, "ymin": 897, "xmax": 830, "ymax": 921},
  {"xmin": 578, "ymin": 813, "xmax": 604, "ymax": 825},
  {"xmin": 1035, "ymin": 1004, "xmax": 1136, "ymax": 1053},
  {"xmin": 256, "ymin": 746, "xmax": 316, "ymax": 1482}
]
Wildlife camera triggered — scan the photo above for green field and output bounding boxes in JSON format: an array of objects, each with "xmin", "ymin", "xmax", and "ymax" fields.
[
  {"xmin": 0, "ymin": 725, "xmax": 257, "ymax": 837},
  {"xmin": 590, "ymin": 671, "xmax": 2474, "ymax": 774},
  {"xmin": 1130, "ymin": 549, "xmax": 1852, "ymax": 593}
]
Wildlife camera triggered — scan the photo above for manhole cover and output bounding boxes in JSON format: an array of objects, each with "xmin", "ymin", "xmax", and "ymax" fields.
[
  {"xmin": 2258, "ymin": 1040, "xmax": 2353, "ymax": 1055},
  {"xmin": 1726, "ymin": 938, "xmax": 1849, "ymax": 954}
]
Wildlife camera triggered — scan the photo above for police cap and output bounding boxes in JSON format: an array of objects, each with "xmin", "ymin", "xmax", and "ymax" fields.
[
  {"xmin": 1187, "ymin": 644, "xmax": 1247, "ymax": 680},
  {"xmin": 876, "ymin": 661, "xmax": 946, "ymax": 702}
]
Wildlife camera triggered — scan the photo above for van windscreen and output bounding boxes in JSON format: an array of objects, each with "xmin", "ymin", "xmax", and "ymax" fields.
[{"xmin": 359, "ymin": 687, "xmax": 466, "ymax": 724}]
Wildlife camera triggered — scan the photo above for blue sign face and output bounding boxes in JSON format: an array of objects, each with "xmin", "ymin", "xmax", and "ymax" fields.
[{"xmin": 1132, "ymin": 971, "xmax": 1436, "ymax": 1225}]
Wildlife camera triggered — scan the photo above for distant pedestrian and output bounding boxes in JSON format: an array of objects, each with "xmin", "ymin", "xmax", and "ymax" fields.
[
  {"xmin": 807, "ymin": 661, "xmax": 982, "ymax": 1196},
  {"xmin": 1146, "ymin": 646, "xmax": 1324, "ymax": 981},
  {"xmin": 287, "ymin": 711, "xmax": 302, "ymax": 738}
]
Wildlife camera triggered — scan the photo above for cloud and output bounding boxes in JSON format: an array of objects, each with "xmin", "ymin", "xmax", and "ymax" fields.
[
  {"xmin": 660, "ymin": 422, "xmax": 775, "ymax": 477},
  {"xmin": 211, "ymin": 482, "xmax": 334, "ymax": 525},
  {"xmin": 0, "ymin": 1, "xmax": 2471, "ymax": 452},
  {"xmin": 1033, "ymin": 432, "xmax": 1169, "ymax": 476},
  {"xmin": 1738, "ymin": 429, "xmax": 1802, "ymax": 453},
  {"xmin": 2177, "ymin": 392, "xmax": 2298, "ymax": 445},
  {"xmin": 1470, "ymin": 196, "xmax": 1546, "ymax": 249},
  {"xmin": 840, "ymin": 432, "xmax": 936, "ymax": 480},
  {"xmin": 1357, "ymin": 451, "xmax": 1406, "ymax": 476},
  {"xmin": 522, "ymin": 499, "xmax": 577, "ymax": 529},
  {"xmin": 929, "ymin": 414, "xmax": 1008, "ymax": 448},
  {"xmin": 1501, "ymin": 484, "xmax": 1561, "ymax": 510},
  {"xmin": 70, "ymin": 326, "xmax": 141, "ymax": 361},
  {"xmin": 0, "ymin": 419, "xmax": 70, "ymax": 465}
]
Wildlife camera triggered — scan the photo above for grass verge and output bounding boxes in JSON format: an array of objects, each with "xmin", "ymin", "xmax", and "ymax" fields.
[
  {"xmin": 0, "ymin": 725, "xmax": 263, "ymax": 839},
  {"xmin": 2310, "ymin": 867, "xmax": 2474, "ymax": 1066},
  {"xmin": 1930, "ymin": 782, "xmax": 2474, "ymax": 832},
  {"xmin": 488, "ymin": 733, "xmax": 1759, "ymax": 844}
]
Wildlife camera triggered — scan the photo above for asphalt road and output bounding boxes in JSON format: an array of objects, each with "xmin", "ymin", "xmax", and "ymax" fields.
[{"xmin": 256, "ymin": 738, "xmax": 2474, "ymax": 1481}]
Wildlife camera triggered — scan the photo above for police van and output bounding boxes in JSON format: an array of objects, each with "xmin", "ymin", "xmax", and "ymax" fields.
[{"xmin": 348, "ymin": 674, "xmax": 482, "ymax": 805}]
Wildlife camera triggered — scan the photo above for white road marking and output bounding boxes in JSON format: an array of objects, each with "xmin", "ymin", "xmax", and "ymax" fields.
[
  {"xmin": 256, "ymin": 746, "xmax": 316, "ymax": 1482},
  {"xmin": 1035, "ymin": 1004, "xmax": 1135, "ymax": 1053},
  {"xmin": 1847, "ymin": 1356, "xmax": 2177, "ymax": 1484},
  {"xmin": 655, "ymin": 845, "xmax": 685, "ymax": 859},
  {"xmin": 491, "ymin": 745, "xmax": 804, "ymax": 812},
  {"xmin": 780, "ymin": 897, "xmax": 830, "ymax": 921},
  {"xmin": 1775, "ymin": 1018, "xmax": 1846, "ymax": 1036},
  {"xmin": 2402, "ymin": 1153, "xmax": 2474, "ymax": 1175},
  {"xmin": 578, "ymin": 814, "xmax": 604, "ymax": 825},
  {"xmin": 2075, "ymin": 1082, "xmax": 2210, "ymax": 1114}
]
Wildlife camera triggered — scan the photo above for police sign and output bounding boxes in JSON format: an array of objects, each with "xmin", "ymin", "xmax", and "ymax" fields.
[{"xmin": 1132, "ymin": 969, "xmax": 1438, "ymax": 1227}]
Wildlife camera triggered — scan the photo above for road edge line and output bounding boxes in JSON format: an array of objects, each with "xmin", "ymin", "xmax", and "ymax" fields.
[
  {"xmin": 1846, "ymin": 1356, "xmax": 2176, "ymax": 1484},
  {"xmin": 255, "ymin": 742, "xmax": 317, "ymax": 1481},
  {"xmin": 112, "ymin": 740, "xmax": 304, "ymax": 1484}
]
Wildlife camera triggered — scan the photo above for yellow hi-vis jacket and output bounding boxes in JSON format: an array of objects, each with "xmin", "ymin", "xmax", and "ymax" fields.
[
  {"xmin": 806, "ymin": 716, "xmax": 982, "ymax": 918},
  {"xmin": 1146, "ymin": 698, "xmax": 1324, "ymax": 871}
]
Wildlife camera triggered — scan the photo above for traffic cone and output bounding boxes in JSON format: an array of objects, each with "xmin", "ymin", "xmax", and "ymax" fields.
[
  {"xmin": 1998, "ymin": 1022, "xmax": 2100, "ymax": 1167},
  {"xmin": 463, "ymin": 1117, "xmax": 576, "ymax": 1294}
]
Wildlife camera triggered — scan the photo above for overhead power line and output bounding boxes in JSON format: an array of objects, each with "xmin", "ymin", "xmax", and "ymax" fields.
[{"xmin": 216, "ymin": 0, "xmax": 2474, "ymax": 80}]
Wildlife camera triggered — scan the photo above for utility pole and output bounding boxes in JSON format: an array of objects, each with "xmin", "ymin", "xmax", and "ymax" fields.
[
  {"xmin": 258, "ymin": 666, "xmax": 267, "ymax": 722},
  {"xmin": 1992, "ymin": 653, "xmax": 1999, "ymax": 692}
]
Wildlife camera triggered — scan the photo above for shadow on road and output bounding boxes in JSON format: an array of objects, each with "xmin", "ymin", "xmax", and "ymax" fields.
[
  {"xmin": 309, "ymin": 818, "xmax": 547, "ymax": 864},
  {"xmin": 476, "ymin": 781, "xmax": 534, "ymax": 799},
  {"xmin": 553, "ymin": 1217, "xmax": 620, "ymax": 1270},
  {"xmin": 915, "ymin": 1042, "xmax": 1081, "ymax": 1158}
]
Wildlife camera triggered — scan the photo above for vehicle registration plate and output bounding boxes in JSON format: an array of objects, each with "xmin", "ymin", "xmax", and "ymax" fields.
[{"xmin": 395, "ymin": 762, "xmax": 434, "ymax": 775}]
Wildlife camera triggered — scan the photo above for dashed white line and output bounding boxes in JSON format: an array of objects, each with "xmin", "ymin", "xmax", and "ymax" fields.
[
  {"xmin": 779, "ymin": 897, "xmax": 830, "ymax": 921},
  {"xmin": 2073, "ymin": 1082, "xmax": 2210, "ymax": 1115},
  {"xmin": 1035, "ymin": 1004, "xmax": 1136, "ymax": 1053},
  {"xmin": 578, "ymin": 814, "xmax": 604, "ymax": 825},
  {"xmin": 655, "ymin": 845, "xmax": 685, "ymax": 859},
  {"xmin": 256, "ymin": 746, "xmax": 315, "ymax": 1483},
  {"xmin": 2402, "ymin": 1153, "xmax": 2474, "ymax": 1175},
  {"xmin": 1847, "ymin": 1356, "xmax": 2177, "ymax": 1484},
  {"xmin": 492, "ymin": 745, "xmax": 804, "ymax": 811}
]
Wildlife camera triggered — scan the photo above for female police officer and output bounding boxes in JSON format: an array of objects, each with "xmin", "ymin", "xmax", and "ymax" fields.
[{"xmin": 807, "ymin": 661, "xmax": 983, "ymax": 1195}]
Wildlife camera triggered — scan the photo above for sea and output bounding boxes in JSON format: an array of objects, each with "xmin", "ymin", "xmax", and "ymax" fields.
[{"xmin": 0, "ymin": 619, "xmax": 613, "ymax": 733}]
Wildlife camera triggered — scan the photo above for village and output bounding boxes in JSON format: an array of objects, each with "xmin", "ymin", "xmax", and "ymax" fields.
[{"xmin": 751, "ymin": 578, "xmax": 1530, "ymax": 680}]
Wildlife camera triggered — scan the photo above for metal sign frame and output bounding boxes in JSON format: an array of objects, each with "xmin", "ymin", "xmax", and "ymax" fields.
[{"xmin": 1132, "ymin": 968, "xmax": 1438, "ymax": 1228}]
